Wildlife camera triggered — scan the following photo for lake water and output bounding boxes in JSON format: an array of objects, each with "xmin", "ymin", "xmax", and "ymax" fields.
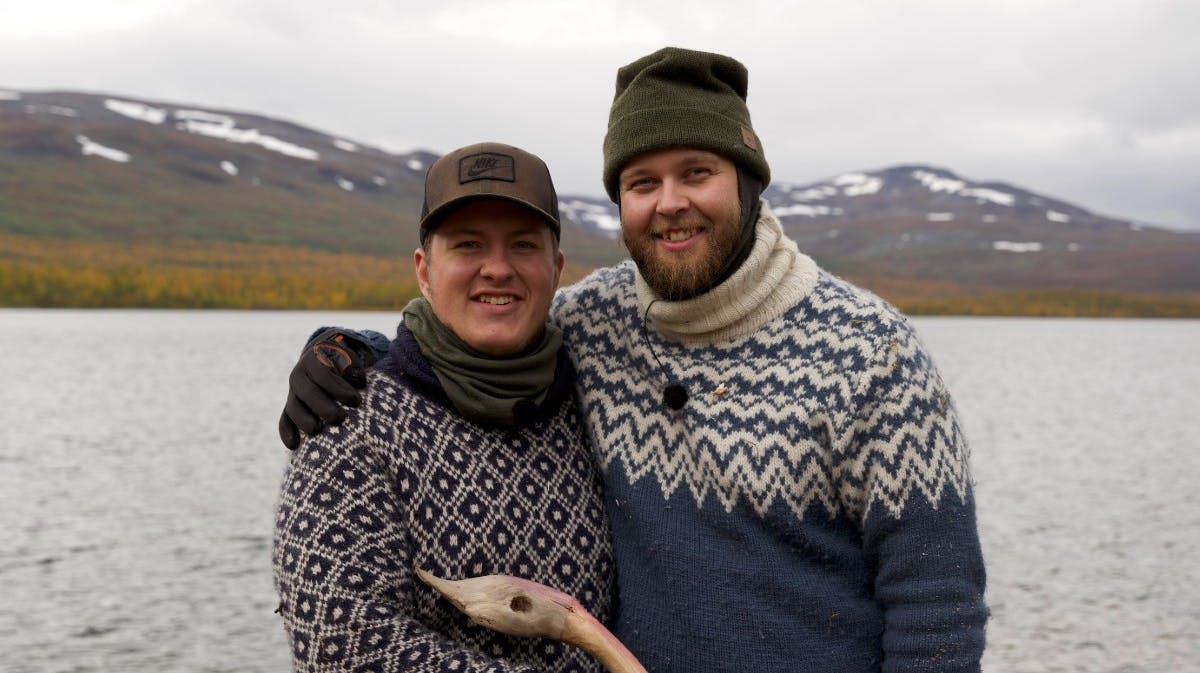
[{"xmin": 0, "ymin": 310, "xmax": 1196, "ymax": 672}]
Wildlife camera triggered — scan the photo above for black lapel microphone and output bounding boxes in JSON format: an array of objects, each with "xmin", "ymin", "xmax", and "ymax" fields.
[
  {"xmin": 662, "ymin": 381, "xmax": 689, "ymax": 410},
  {"xmin": 642, "ymin": 300, "xmax": 689, "ymax": 410}
]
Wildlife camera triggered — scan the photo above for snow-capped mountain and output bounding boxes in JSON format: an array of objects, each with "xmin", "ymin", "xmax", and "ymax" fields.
[
  {"xmin": 7, "ymin": 88, "xmax": 439, "ymax": 187},
  {"xmin": 766, "ymin": 165, "xmax": 1142, "ymax": 233},
  {"xmin": 3, "ymin": 88, "xmax": 1198, "ymax": 297}
]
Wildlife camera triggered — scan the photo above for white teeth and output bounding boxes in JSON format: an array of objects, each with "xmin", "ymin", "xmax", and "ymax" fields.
[
  {"xmin": 478, "ymin": 295, "xmax": 514, "ymax": 305},
  {"xmin": 662, "ymin": 229, "xmax": 698, "ymax": 242}
]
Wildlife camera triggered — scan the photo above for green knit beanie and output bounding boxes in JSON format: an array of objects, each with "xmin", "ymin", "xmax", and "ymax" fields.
[{"xmin": 602, "ymin": 46, "xmax": 770, "ymax": 203}]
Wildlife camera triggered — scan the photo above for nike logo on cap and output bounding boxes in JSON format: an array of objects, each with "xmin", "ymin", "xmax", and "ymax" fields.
[
  {"xmin": 459, "ymin": 152, "xmax": 516, "ymax": 183},
  {"xmin": 466, "ymin": 157, "xmax": 500, "ymax": 177}
]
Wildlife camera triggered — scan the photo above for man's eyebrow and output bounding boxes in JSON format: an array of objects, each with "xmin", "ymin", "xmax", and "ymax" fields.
[
  {"xmin": 619, "ymin": 166, "xmax": 653, "ymax": 182},
  {"xmin": 620, "ymin": 153, "xmax": 721, "ymax": 181}
]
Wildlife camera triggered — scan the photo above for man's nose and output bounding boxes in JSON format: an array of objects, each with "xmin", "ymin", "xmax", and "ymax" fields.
[
  {"xmin": 479, "ymin": 248, "xmax": 515, "ymax": 279},
  {"xmin": 655, "ymin": 179, "xmax": 690, "ymax": 216}
]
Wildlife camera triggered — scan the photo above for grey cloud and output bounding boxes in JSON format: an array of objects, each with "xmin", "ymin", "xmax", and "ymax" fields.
[{"xmin": 0, "ymin": 0, "xmax": 1196, "ymax": 228}]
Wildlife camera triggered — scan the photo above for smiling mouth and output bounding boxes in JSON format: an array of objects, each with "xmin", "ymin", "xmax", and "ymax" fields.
[
  {"xmin": 657, "ymin": 228, "xmax": 704, "ymax": 242},
  {"xmin": 476, "ymin": 294, "xmax": 516, "ymax": 305}
]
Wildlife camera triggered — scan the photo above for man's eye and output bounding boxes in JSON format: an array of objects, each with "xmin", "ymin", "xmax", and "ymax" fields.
[
  {"xmin": 685, "ymin": 167, "xmax": 712, "ymax": 179},
  {"xmin": 625, "ymin": 178, "xmax": 655, "ymax": 191},
  {"xmin": 453, "ymin": 240, "xmax": 482, "ymax": 249}
]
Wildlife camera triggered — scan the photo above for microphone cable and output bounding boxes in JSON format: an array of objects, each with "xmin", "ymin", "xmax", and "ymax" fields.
[{"xmin": 642, "ymin": 300, "xmax": 689, "ymax": 410}]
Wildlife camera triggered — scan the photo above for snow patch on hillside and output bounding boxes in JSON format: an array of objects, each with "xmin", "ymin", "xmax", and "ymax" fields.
[
  {"xmin": 834, "ymin": 172, "xmax": 883, "ymax": 196},
  {"xmin": 175, "ymin": 113, "xmax": 319, "ymax": 161},
  {"xmin": 962, "ymin": 187, "xmax": 1014, "ymax": 206},
  {"xmin": 26, "ymin": 104, "xmax": 77, "ymax": 117},
  {"xmin": 560, "ymin": 199, "xmax": 620, "ymax": 233},
  {"xmin": 76, "ymin": 135, "xmax": 130, "ymax": 163},
  {"xmin": 781, "ymin": 184, "xmax": 838, "ymax": 202},
  {"xmin": 175, "ymin": 109, "xmax": 232, "ymax": 124},
  {"xmin": 913, "ymin": 170, "xmax": 964, "ymax": 194},
  {"xmin": 106, "ymin": 98, "xmax": 167, "ymax": 124},
  {"xmin": 775, "ymin": 204, "xmax": 843, "ymax": 217},
  {"xmin": 914, "ymin": 170, "xmax": 1014, "ymax": 206},
  {"xmin": 993, "ymin": 241, "xmax": 1043, "ymax": 253}
]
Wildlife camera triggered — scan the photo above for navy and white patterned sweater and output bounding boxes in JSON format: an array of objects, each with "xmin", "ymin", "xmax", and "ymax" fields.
[
  {"xmin": 548, "ymin": 208, "xmax": 988, "ymax": 673},
  {"xmin": 273, "ymin": 325, "xmax": 615, "ymax": 672}
]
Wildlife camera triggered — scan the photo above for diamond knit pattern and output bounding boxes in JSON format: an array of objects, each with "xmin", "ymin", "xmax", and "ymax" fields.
[{"xmin": 274, "ymin": 369, "xmax": 614, "ymax": 673}]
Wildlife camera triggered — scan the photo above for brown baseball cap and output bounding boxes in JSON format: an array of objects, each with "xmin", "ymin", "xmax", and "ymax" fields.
[{"xmin": 419, "ymin": 142, "xmax": 561, "ymax": 242}]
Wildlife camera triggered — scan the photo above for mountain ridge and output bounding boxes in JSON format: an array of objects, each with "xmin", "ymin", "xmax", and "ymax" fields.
[{"xmin": 3, "ymin": 88, "xmax": 1198, "ymax": 310}]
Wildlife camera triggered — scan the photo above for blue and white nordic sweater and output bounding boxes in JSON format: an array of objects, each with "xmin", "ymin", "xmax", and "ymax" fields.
[
  {"xmin": 549, "ymin": 205, "xmax": 988, "ymax": 673},
  {"xmin": 273, "ymin": 325, "xmax": 615, "ymax": 672}
]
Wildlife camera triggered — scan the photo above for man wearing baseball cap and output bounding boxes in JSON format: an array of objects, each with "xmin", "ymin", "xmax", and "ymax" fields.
[
  {"xmin": 279, "ymin": 48, "xmax": 988, "ymax": 672},
  {"xmin": 273, "ymin": 142, "xmax": 615, "ymax": 672}
]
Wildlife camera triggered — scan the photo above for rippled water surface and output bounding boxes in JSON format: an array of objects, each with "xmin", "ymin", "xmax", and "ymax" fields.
[{"xmin": 1, "ymin": 310, "xmax": 1196, "ymax": 672}]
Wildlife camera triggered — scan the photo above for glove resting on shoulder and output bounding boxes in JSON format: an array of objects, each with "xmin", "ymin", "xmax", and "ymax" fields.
[{"xmin": 278, "ymin": 328, "xmax": 378, "ymax": 450}]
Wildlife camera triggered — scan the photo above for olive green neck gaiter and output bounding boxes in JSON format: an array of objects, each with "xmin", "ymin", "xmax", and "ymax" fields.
[{"xmin": 402, "ymin": 298, "xmax": 561, "ymax": 427}]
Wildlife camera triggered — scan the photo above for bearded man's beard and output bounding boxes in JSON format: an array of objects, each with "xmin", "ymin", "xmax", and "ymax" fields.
[{"xmin": 622, "ymin": 210, "xmax": 742, "ymax": 301}]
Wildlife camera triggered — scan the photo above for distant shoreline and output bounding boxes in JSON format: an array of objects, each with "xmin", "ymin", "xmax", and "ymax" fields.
[
  {"xmin": 3, "ymin": 232, "xmax": 1197, "ymax": 318},
  {"xmin": 3, "ymin": 286, "xmax": 1197, "ymax": 319}
]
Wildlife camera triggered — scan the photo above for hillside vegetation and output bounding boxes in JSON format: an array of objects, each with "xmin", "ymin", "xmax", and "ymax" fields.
[
  {"xmin": 4, "ymin": 232, "xmax": 1197, "ymax": 317},
  {"xmin": 0, "ymin": 233, "xmax": 597, "ymax": 310},
  {"xmin": 3, "ymin": 90, "xmax": 1198, "ymax": 317}
]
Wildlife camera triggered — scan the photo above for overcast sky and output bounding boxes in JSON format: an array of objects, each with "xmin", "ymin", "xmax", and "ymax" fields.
[{"xmin": 2, "ymin": 0, "xmax": 1198, "ymax": 230}]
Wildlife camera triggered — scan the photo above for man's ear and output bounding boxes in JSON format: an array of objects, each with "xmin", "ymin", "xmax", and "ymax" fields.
[
  {"xmin": 554, "ymin": 249, "xmax": 565, "ymax": 288},
  {"xmin": 414, "ymin": 246, "xmax": 432, "ymax": 299}
]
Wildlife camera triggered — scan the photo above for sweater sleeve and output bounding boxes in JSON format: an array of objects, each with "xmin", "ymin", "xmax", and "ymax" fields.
[
  {"xmin": 272, "ymin": 422, "xmax": 540, "ymax": 673},
  {"xmin": 847, "ymin": 321, "xmax": 989, "ymax": 673}
]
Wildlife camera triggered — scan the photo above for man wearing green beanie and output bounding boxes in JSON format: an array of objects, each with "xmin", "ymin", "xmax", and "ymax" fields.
[{"xmin": 277, "ymin": 47, "xmax": 988, "ymax": 673}]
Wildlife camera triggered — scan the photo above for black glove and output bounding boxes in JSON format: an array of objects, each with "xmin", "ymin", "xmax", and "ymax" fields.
[{"xmin": 278, "ymin": 329, "xmax": 377, "ymax": 450}]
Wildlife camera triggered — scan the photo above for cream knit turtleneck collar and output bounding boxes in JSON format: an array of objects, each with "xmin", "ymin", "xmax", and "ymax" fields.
[{"xmin": 635, "ymin": 201, "xmax": 819, "ymax": 345}]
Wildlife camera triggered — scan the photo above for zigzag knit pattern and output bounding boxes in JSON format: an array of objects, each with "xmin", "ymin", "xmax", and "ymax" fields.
[
  {"xmin": 554, "ymin": 261, "xmax": 972, "ymax": 527},
  {"xmin": 551, "ymin": 260, "xmax": 987, "ymax": 673},
  {"xmin": 273, "ymin": 369, "xmax": 615, "ymax": 673}
]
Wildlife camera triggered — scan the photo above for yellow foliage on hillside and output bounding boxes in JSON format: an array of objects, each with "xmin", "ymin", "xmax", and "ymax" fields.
[
  {"xmin": 0, "ymin": 233, "xmax": 603, "ymax": 309},
  {"xmin": 894, "ymin": 288, "xmax": 1200, "ymax": 319},
  {"xmin": 3, "ymin": 232, "xmax": 1197, "ymax": 315},
  {"xmin": 0, "ymin": 233, "xmax": 417, "ymax": 309}
]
